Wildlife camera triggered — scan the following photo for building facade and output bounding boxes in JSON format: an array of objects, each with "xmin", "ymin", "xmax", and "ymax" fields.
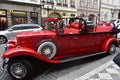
[
  {"xmin": 41, "ymin": 0, "xmax": 77, "ymax": 18},
  {"xmin": 1, "ymin": 0, "xmax": 120, "ymax": 31},
  {"xmin": 100, "ymin": 0, "xmax": 120, "ymax": 21},
  {"xmin": 0, "ymin": 0, "xmax": 42, "ymax": 30},
  {"xmin": 77, "ymin": 0, "xmax": 99, "ymax": 23}
]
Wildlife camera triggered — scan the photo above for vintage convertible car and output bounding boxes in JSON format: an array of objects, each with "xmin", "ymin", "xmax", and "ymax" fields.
[{"xmin": 1, "ymin": 17, "xmax": 120, "ymax": 80}]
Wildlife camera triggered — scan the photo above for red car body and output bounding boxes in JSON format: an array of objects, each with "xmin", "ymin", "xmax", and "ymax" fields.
[{"xmin": 1, "ymin": 17, "xmax": 119, "ymax": 80}]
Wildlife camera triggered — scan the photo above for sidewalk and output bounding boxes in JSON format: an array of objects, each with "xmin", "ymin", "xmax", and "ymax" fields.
[{"xmin": 75, "ymin": 60, "xmax": 120, "ymax": 80}]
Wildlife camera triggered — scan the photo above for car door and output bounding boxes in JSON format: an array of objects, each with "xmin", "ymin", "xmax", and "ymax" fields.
[
  {"xmin": 55, "ymin": 34, "xmax": 81, "ymax": 57},
  {"xmin": 56, "ymin": 32, "xmax": 106, "ymax": 57}
]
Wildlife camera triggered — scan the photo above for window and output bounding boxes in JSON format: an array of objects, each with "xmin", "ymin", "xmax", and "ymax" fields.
[
  {"xmin": 87, "ymin": 0, "xmax": 92, "ymax": 8},
  {"xmin": 11, "ymin": 25, "xmax": 40, "ymax": 31},
  {"xmin": 30, "ymin": 0, "xmax": 37, "ymax": 2},
  {"xmin": 63, "ymin": 0, "xmax": 68, "ymax": 6},
  {"xmin": 93, "ymin": 0, "xmax": 98, "ymax": 9},
  {"xmin": 0, "ymin": 10, "xmax": 8, "ymax": 30},
  {"xmin": 80, "ymin": 0, "xmax": 85, "ymax": 7},
  {"xmin": 46, "ymin": 0, "xmax": 52, "ymax": 3},
  {"xmin": 30, "ymin": 12, "xmax": 38, "ymax": 24},
  {"xmin": 11, "ymin": 26, "xmax": 23, "ymax": 30},
  {"xmin": 57, "ymin": 0, "xmax": 62, "ymax": 5},
  {"xmin": 71, "ymin": 0, "xmax": 75, "ymax": 7},
  {"xmin": 11, "ymin": 11, "xmax": 27, "ymax": 25}
]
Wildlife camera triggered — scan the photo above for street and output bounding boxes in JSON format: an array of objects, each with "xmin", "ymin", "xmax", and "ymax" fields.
[
  {"xmin": 0, "ymin": 0, "xmax": 120, "ymax": 80},
  {"xmin": 0, "ymin": 44, "xmax": 119, "ymax": 80}
]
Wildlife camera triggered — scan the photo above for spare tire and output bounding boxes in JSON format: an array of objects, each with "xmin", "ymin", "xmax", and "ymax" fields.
[{"xmin": 37, "ymin": 41, "xmax": 57, "ymax": 59}]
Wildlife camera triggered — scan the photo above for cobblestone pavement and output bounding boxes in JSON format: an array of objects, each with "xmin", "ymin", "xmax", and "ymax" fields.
[
  {"xmin": 75, "ymin": 60, "xmax": 120, "ymax": 80},
  {"xmin": 0, "ymin": 44, "xmax": 5, "ymax": 61}
]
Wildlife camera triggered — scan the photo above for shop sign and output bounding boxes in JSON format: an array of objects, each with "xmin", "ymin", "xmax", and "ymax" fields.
[
  {"xmin": 0, "ymin": 10, "xmax": 6, "ymax": 16},
  {"xmin": 9, "ymin": 9, "xmax": 14, "ymax": 13},
  {"xmin": 11, "ymin": 11, "xmax": 27, "ymax": 17},
  {"xmin": 8, "ymin": 0, "xmax": 40, "ymax": 4}
]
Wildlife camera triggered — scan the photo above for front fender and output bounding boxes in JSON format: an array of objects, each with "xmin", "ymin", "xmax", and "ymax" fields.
[
  {"xmin": 102, "ymin": 38, "xmax": 118, "ymax": 52},
  {"xmin": 2, "ymin": 47, "xmax": 60, "ymax": 64}
]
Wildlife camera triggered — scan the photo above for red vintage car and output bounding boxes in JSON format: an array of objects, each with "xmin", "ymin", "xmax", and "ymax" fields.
[{"xmin": 1, "ymin": 17, "xmax": 120, "ymax": 80}]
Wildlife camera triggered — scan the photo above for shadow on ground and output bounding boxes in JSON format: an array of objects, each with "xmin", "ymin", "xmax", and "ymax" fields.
[{"xmin": 32, "ymin": 54, "xmax": 108, "ymax": 80}]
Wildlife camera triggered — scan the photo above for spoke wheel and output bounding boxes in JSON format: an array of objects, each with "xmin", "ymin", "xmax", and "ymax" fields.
[
  {"xmin": 10, "ymin": 63, "xmax": 27, "ymax": 79},
  {"xmin": 37, "ymin": 41, "xmax": 57, "ymax": 59},
  {"xmin": 8, "ymin": 59, "xmax": 32, "ymax": 80}
]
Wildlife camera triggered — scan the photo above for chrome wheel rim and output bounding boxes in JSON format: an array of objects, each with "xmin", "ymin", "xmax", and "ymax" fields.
[
  {"xmin": 10, "ymin": 63, "xmax": 27, "ymax": 79},
  {"xmin": 41, "ymin": 45, "xmax": 53, "ymax": 58},
  {"xmin": 0, "ymin": 36, "xmax": 6, "ymax": 43},
  {"xmin": 37, "ymin": 42, "xmax": 57, "ymax": 59}
]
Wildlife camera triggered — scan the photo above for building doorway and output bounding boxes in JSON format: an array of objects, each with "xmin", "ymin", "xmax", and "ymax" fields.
[
  {"xmin": 30, "ymin": 12, "xmax": 38, "ymax": 24},
  {"xmin": 0, "ymin": 10, "xmax": 8, "ymax": 30}
]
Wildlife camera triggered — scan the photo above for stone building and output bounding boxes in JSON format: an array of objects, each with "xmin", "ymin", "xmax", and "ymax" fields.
[
  {"xmin": 100, "ymin": 0, "xmax": 120, "ymax": 21},
  {"xmin": 41, "ymin": 0, "xmax": 77, "ymax": 18},
  {"xmin": 0, "ymin": 0, "xmax": 42, "ymax": 30},
  {"xmin": 77, "ymin": 0, "xmax": 99, "ymax": 23}
]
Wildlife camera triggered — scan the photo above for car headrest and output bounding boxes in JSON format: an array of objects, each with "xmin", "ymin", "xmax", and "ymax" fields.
[
  {"xmin": 98, "ymin": 22, "xmax": 103, "ymax": 26},
  {"xmin": 70, "ymin": 22, "xmax": 76, "ymax": 28},
  {"xmin": 74, "ymin": 22, "xmax": 83, "ymax": 29},
  {"xmin": 106, "ymin": 22, "xmax": 111, "ymax": 26},
  {"xmin": 66, "ymin": 24, "xmax": 71, "ymax": 28}
]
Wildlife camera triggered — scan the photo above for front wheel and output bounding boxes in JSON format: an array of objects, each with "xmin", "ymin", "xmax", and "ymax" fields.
[
  {"xmin": 7, "ymin": 59, "xmax": 33, "ymax": 80},
  {"xmin": 107, "ymin": 43, "xmax": 116, "ymax": 55},
  {"xmin": 0, "ymin": 35, "xmax": 7, "ymax": 44}
]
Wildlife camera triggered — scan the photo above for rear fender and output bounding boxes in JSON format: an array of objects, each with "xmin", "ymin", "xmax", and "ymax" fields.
[
  {"xmin": 2, "ymin": 47, "xmax": 60, "ymax": 64},
  {"xmin": 102, "ymin": 38, "xmax": 118, "ymax": 52}
]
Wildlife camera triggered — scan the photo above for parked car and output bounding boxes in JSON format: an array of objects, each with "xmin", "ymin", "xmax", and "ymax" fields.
[
  {"xmin": 0, "ymin": 24, "xmax": 42, "ymax": 44},
  {"xmin": 1, "ymin": 17, "xmax": 119, "ymax": 80}
]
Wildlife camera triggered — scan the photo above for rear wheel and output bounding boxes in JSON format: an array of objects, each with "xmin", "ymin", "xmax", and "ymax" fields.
[
  {"xmin": 0, "ymin": 35, "xmax": 7, "ymax": 44},
  {"xmin": 107, "ymin": 43, "xmax": 116, "ymax": 55},
  {"xmin": 7, "ymin": 59, "xmax": 33, "ymax": 80}
]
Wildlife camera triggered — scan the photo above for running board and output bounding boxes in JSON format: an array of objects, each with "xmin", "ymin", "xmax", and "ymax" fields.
[{"xmin": 60, "ymin": 52, "xmax": 105, "ymax": 63}]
